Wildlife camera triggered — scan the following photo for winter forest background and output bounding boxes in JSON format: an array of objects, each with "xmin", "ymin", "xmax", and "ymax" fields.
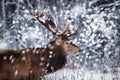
[{"xmin": 0, "ymin": 0, "xmax": 120, "ymax": 80}]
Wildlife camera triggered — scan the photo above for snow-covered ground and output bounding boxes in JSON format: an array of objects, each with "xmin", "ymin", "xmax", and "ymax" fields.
[{"xmin": 44, "ymin": 68, "xmax": 120, "ymax": 80}]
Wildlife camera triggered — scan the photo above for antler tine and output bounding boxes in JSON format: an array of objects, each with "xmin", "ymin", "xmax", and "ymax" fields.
[
  {"xmin": 27, "ymin": 12, "xmax": 37, "ymax": 21},
  {"xmin": 66, "ymin": 25, "xmax": 79, "ymax": 37},
  {"xmin": 55, "ymin": 19, "xmax": 59, "ymax": 34},
  {"xmin": 28, "ymin": 11, "xmax": 59, "ymax": 35},
  {"xmin": 60, "ymin": 23, "xmax": 69, "ymax": 36}
]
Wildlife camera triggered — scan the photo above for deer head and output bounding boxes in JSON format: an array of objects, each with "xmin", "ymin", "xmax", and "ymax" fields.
[
  {"xmin": 28, "ymin": 11, "xmax": 80, "ymax": 55},
  {"xmin": 0, "ymin": 11, "xmax": 80, "ymax": 80}
]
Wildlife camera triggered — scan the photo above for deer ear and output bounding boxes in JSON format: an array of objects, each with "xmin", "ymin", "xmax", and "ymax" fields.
[{"xmin": 55, "ymin": 37, "xmax": 62, "ymax": 46}]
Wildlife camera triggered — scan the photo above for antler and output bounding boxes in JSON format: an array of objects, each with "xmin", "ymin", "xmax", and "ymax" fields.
[
  {"xmin": 61, "ymin": 23, "xmax": 78, "ymax": 37},
  {"xmin": 27, "ymin": 11, "xmax": 78, "ymax": 37},
  {"xmin": 27, "ymin": 11, "xmax": 59, "ymax": 35}
]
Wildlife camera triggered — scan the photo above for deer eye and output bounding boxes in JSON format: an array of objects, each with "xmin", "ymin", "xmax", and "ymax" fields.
[
  {"xmin": 65, "ymin": 42, "xmax": 69, "ymax": 45},
  {"xmin": 66, "ymin": 42, "xmax": 68, "ymax": 44},
  {"xmin": 65, "ymin": 41, "xmax": 72, "ymax": 44}
]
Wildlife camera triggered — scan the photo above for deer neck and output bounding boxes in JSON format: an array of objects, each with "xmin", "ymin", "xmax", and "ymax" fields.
[
  {"xmin": 43, "ymin": 42, "xmax": 67, "ymax": 73},
  {"xmin": 45, "ymin": 48, "xmax": 66, "ymax": 73}
]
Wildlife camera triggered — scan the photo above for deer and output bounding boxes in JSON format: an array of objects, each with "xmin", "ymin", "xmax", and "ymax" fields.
[{"xmin": 0, "ymin": 11, "xmax": 80, "ymax": 80}]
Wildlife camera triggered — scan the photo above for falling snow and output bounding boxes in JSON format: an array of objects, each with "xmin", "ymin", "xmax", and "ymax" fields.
[{"xmin": 0, "ymin": 0, "xmax": 120, "ymax": 80}]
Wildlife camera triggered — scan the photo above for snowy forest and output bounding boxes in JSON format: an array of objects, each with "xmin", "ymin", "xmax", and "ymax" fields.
[{"xmin": 0, "ymin": 0, "xmax": 120, "ymax": 80}]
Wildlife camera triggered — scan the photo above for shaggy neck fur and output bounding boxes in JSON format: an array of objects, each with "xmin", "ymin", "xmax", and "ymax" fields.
[{"xmin": 45, "ymin": 41, "xmax": 67, "ymax": 73}]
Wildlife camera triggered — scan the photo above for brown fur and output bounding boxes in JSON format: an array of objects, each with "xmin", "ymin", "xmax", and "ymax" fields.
[
  {"xmin": 0, "ymin": 40, "xmax": 79, "ymax": 80},
  {"xmin": 0, "ymin": 12, "xmax": 80, "ymax": 80}
]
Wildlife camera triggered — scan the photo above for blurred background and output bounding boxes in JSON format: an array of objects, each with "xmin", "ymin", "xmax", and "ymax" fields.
[{"xmin": 0, "ymin": 0, "xmax": 120, "ymax": 80}]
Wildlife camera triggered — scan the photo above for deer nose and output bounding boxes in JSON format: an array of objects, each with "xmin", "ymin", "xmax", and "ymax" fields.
[
  {"xmin": 74, "ymin": 48, "xmax": 80, "ymax": 54},
  {"xmin": 76, "ymin": 48, "xmax": 80, "ymax": 54},
  {"xmin": 78, "ymin": 48, "xmax": 80, "ymax": 52}
]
